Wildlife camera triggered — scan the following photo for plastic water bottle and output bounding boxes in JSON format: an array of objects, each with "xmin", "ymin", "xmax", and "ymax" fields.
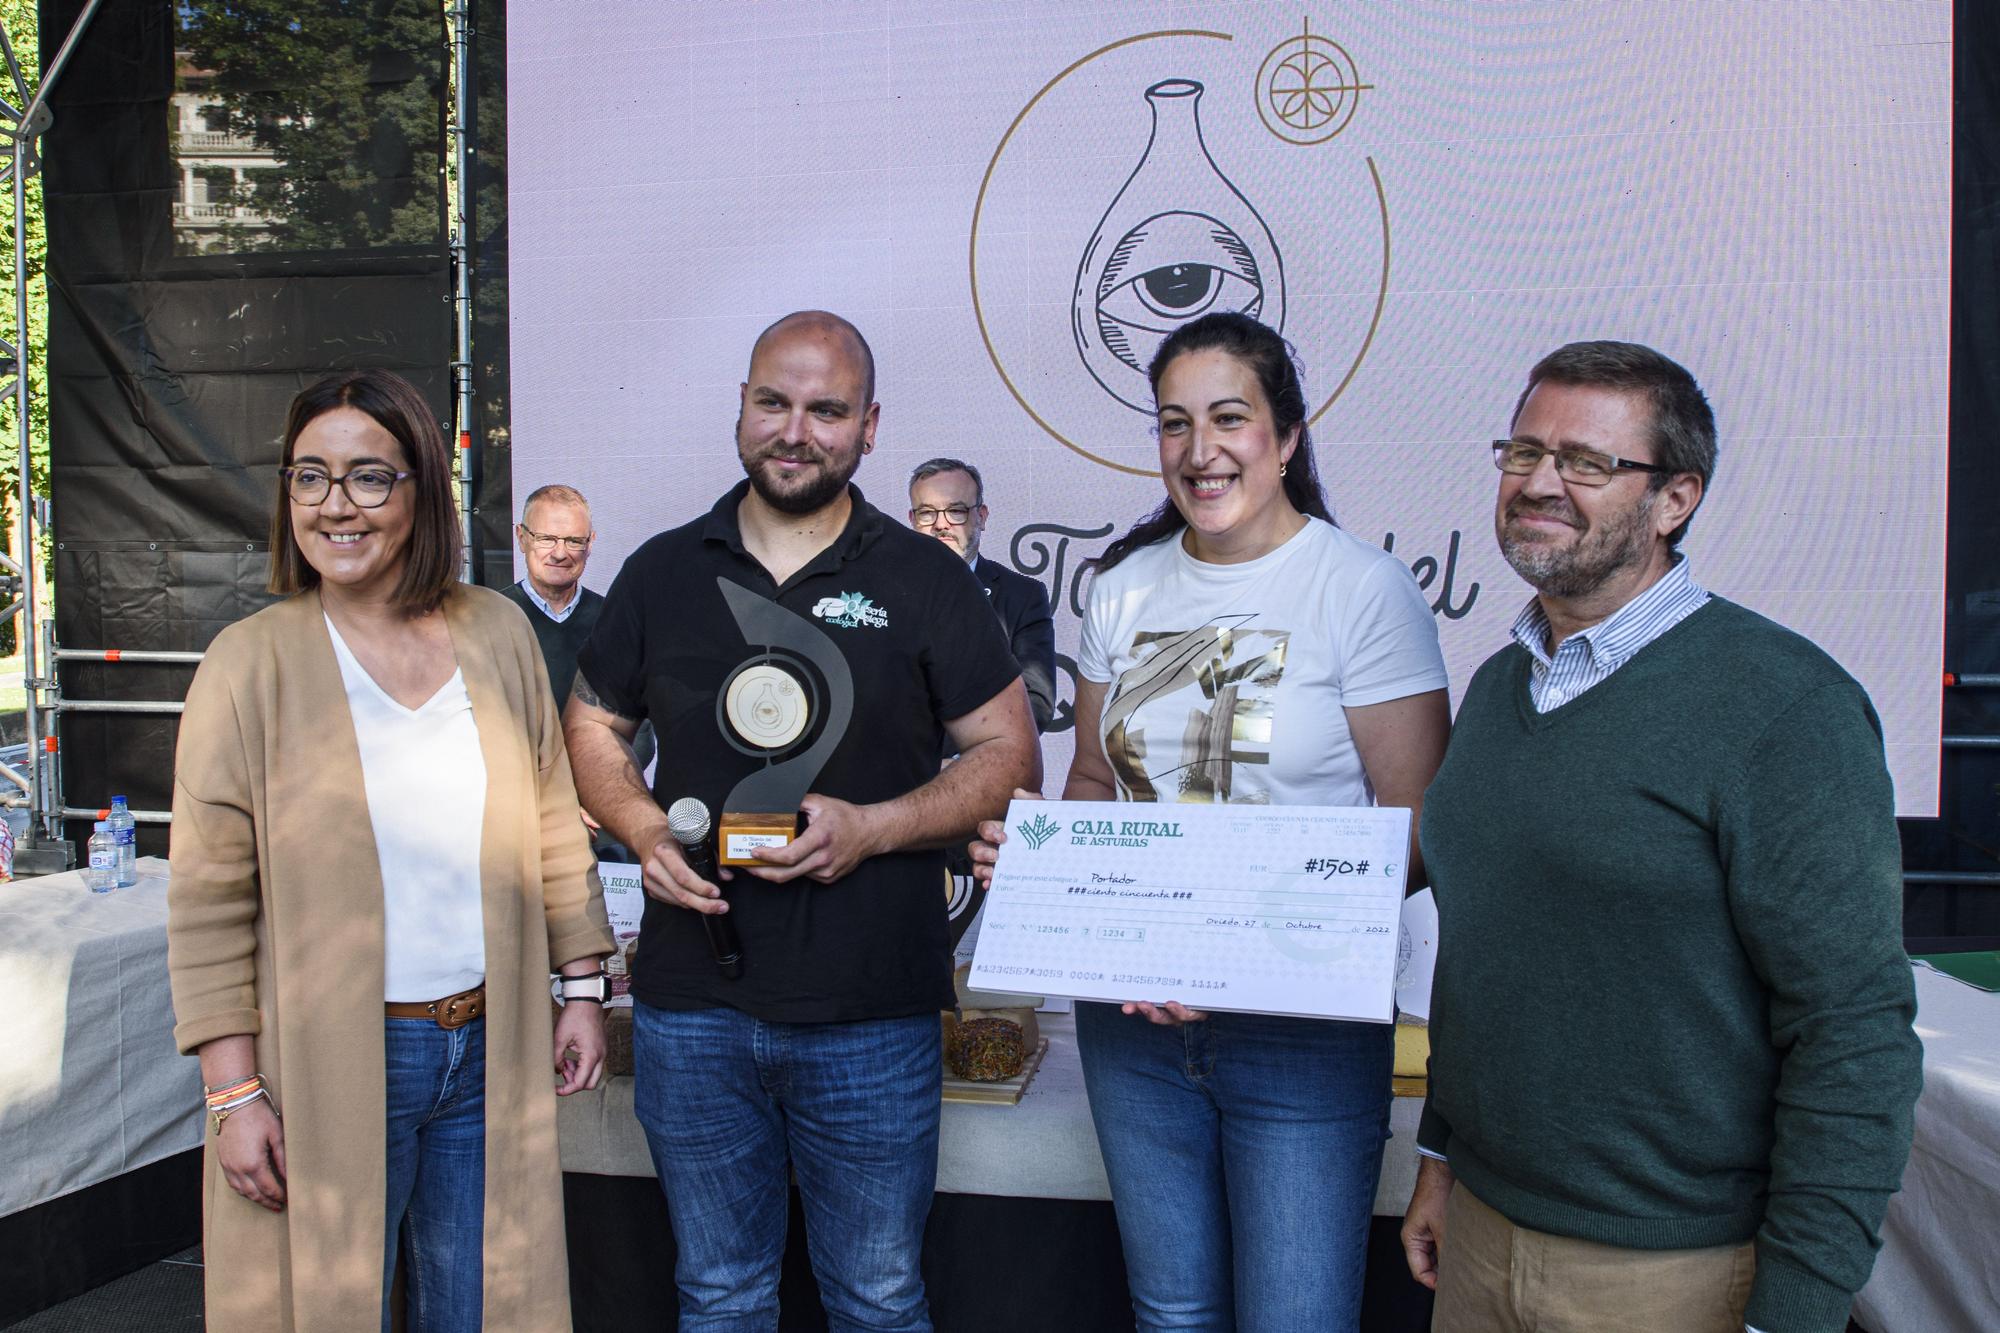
[
  {"xmin": 109, "ymin": 795, "xmax": 138, "ymax": 887},
  {"xmin": 86, "ymin": 821, "xmax": 117, "ymax": 892}
]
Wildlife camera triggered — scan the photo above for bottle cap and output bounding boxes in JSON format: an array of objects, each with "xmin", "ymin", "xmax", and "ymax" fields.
[
  {"xmin": 112, "ymin": 795, "xmax": 128, "ymax": 806},
  {"xmin": 94, "ymin": 821, "xmax": 109, "ymax": 832}
]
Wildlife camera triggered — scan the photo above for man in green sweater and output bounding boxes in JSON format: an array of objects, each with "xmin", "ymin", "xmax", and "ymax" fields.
[{"xmin": 1400, "ymin": 342, "xmax": 1921, "ymax": 1333}]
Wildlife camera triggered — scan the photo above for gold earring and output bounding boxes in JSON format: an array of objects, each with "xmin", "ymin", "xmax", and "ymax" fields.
[{"xmin": 1279, "ymin": 463, "xmax": 1288, "ymax": 477}]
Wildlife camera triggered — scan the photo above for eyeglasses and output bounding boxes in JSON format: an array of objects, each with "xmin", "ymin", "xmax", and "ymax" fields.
[
  {"xmin": 520, "ymin": 527, "xmax": 591, "ymax": 553},
  {"xmin": 910, "ymin": 504, "xmax": 977, "ymax": 528},
  {"xmin": 282, "ymin": 464, "xmax": 411, "ymax": 508},
  {"xmin": 1490, "ymin": 439, "xmax": 1675, "ymax": 487}
]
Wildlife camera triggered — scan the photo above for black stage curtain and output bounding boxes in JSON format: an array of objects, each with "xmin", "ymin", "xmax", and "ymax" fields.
[
  {"xmin": 1902, "ymin": 0, "xmax": 2000, "ymax": 940},
  {"xmin": 39, "ymin": 0, "xmax": 449, "ymax": 856},
  {"xmin": 562, "ymin": 1174, "xmax": 1432, "ymax": 1333}
]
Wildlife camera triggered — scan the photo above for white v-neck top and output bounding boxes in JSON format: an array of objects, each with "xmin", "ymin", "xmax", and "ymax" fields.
[{"xmin": 325, "ymin": 615, "xmax": 488, "ymax": 1001}]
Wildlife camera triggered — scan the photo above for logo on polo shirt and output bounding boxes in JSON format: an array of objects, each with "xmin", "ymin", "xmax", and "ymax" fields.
[{"xmin": 810, "ymin": 592, "xmax": 888, "ymax": 630}]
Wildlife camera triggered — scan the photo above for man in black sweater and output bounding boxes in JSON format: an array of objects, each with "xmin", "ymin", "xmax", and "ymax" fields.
[
  {"xmin": 501, "ymin": 483, "xmax": 604, "ymax": 708},
  {"xmin": 1400, "ymin": 343, "xmax": 1921, "ymax": 1333},
  {"xmin": 501, "ymin": 484, "xmax": 653, "ymax": 844}
]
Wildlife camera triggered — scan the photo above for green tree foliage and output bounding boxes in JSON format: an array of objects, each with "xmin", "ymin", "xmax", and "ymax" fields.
[
  {"xmin": 180, "ymin": 0, "xmax": 445, "ymax": 253},
  {"xmin": 0, "ymin": 0, "xmax": 51, "ymax": 654}
]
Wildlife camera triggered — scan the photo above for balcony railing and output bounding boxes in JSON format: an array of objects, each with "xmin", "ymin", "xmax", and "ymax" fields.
[
  {"xmin": 178, "ymin": 129, "xmax": 263, "ymax": 153},
  {"xmin": 171, "ymin": 202, "xmax": 273, "ymax": 225}
]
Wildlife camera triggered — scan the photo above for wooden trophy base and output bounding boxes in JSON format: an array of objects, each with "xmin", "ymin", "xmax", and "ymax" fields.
[{"xmin": 719, "ymin": 811, "xmax": 799, "ymax": 865}]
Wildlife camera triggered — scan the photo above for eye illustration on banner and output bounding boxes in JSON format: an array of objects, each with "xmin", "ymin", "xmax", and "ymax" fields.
[
  {"xmin": 971, "ymin": 22, "xmax": 1393, "ymax": 476},
  {"xmin": 1072, "ymin": 79, "xmax": 1284, "ymax": 412}
]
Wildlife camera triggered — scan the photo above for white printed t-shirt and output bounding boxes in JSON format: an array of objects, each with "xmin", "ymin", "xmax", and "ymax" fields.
[
  {"xmin": 1078, "ymin": 517, "xmax": 1447, "ymax": 807},
  {"xmin": 325, "ymin": 615, "xmax": 488, "ymax": 1002}
]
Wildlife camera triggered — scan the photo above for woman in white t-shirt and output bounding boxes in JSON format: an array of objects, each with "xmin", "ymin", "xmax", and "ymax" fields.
[{"xmin": 975, "ymin": 312, "xmax": 1450, "ymax": 1330}]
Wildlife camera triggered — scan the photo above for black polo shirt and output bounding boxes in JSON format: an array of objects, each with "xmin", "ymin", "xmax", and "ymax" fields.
[{"xmin": 577, "ymin": 481, "xmax": 1022, "ymax": 1022}]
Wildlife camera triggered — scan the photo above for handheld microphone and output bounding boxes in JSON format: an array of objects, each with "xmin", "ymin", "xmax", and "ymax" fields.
[{"xmin": 667, "ymin": 798, "xmax": 744, "ymax": 980}]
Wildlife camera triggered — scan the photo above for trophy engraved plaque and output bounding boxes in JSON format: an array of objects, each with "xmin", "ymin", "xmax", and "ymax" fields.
[{"xmin": 713, "ymin": 578, "xmax": 854, "ymax": 865}]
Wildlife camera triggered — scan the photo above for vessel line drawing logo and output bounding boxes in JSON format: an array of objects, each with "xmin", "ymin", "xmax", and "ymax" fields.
[
  {"xmin": 969, "ymin": 23, "xmax": 1393, "ymax": 477},
  {"xmin": 1072, "ymin": 77, "xmax": 1284, "ymax": 413}
]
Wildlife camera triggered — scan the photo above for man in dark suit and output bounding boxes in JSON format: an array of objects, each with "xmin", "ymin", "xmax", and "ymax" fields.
[{"xmin": 907, "ymin": 458, "xmax": 1057, "ymax": 731}]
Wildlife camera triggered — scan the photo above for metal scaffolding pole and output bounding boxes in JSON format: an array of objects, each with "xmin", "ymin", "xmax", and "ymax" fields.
[
  {"xmin": 447, "ymin": 0, "xmax": 476, "ymax": 580},
  {"xmin": 0, "ymin": 2, "xmax": 104, "ymax": 870}
]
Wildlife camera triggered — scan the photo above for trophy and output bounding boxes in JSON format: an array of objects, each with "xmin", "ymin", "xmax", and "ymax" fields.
[{"xmin": 713, "ymin": 578, "xmax": 854, "ymax": 865}]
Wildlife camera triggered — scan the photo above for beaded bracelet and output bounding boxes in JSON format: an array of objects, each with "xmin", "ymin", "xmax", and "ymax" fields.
[{"xmin": 204, "ymin": 1075, "xmax": 261, "ymax": 1109}]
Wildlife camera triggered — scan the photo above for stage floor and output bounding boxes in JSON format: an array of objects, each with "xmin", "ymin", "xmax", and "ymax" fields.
[
  {"xmin": 2, "ymin": 1247, "xmax": 201, "ymax": 1333},
  {"xmin": 4, "ymin": 1243, "xmax": 1883, "ymax": 1333}
]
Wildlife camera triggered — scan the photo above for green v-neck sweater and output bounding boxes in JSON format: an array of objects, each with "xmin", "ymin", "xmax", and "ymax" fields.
[{"xmin": 1416, "ymin": 598, "xmax": 1921, "ymax": 1333}]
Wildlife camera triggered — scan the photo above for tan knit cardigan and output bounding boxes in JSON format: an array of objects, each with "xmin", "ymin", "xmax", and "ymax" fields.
[{"xmin": 167, "ymin": 584, "xmax": 613, "ymax": 1332}]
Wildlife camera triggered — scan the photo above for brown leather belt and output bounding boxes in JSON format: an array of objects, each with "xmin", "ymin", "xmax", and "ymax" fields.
[{"xmin": 385, "ymin": 983, "xmax": 485, "ymax": 1029}]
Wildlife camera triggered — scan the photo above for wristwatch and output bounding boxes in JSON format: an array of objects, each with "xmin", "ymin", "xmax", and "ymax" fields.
[{"xmin": 558, "ymin": 971, "xmax": 609, "ymax": 1004}]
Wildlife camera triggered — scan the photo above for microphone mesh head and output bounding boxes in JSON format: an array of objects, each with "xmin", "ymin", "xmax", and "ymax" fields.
[{"xmin": 666, "ymin": 797, "xmax": 712, "ymax": 845}]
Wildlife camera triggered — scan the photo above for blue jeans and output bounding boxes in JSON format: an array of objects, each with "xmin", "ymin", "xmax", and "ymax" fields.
[
  {"xmin": 382, "ymin": 1016, "xmax": 486, "ymax": 1333},
  {"xmin": 1075, "ymin": 1002, "xmax": 1394, "ymax": 1332},
  {"xmin": 630, "ymin": 1003, "xmax": 941, "ymax": 1332}
]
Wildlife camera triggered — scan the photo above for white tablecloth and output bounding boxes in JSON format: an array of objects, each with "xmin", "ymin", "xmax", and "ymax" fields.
[
  {"xmin": 0, "ymin": 852, "xmax": 1428, "ymax": 1220},
  {"xmin": 1854, "ymin": 966, "xmax": 2000, "ymax": 1332},
  {"xmin": 0, "ymin": 858, "xmax": 202, "ymax": 1216},
  {"xmin": 558, "ymin": 1012, "xmax": 1424, "ymax": 1214}
]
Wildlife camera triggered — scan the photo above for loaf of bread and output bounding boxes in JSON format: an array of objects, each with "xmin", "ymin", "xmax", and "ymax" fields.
[{"xmin": 949, "ymin": 1016, "xmax": 1027, "ymax": 1081}]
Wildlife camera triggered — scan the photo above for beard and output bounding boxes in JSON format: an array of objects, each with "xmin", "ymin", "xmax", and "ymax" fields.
[
  {"xmin": 1499, "ymin": 486, "xmax": 1658, "ymax": 599},
  {"xmin": 738, "ymin": 428, "xmax": 863, "ymax": 516},
  {"xmin": 931, "ymin": 526, "xmax": 978, "ymax": 558}
]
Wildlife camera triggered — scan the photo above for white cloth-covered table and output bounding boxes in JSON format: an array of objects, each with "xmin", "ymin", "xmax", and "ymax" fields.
[
  {"xmin": 1854, "ymin": 966, "xmax": 2000, "ymax": 1332},
  {"xmin": 558, "ymin": 1011, "xmax": 1424, "ymax": 1214},
  {"xmin": 0, "ymin": 848, "xmax": 1426, "ymax": 1220},
  {"xmin": 0, "ymin": 858, "xmax": 202, "ymax": 1216}
]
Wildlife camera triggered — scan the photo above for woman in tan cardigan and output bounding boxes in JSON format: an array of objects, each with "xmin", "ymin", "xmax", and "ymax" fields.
[{"xmin": 167, "ymin": 369, "xmax": 614, "ymax": 1332}]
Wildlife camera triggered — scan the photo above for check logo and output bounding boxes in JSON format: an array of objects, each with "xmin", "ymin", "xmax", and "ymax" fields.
[{"xmin": 1016, "ymin": 812, "xmax": 1062, "ymax": 851}]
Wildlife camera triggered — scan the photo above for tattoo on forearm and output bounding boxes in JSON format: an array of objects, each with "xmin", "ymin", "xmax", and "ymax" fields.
[{"xmin": 572, "ymin": 669, "xmax": 638, "ymax": 730}]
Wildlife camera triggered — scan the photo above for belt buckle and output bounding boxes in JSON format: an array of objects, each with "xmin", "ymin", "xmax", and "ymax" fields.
[{"xmin": 437, "ymin": 989, "xmax": 480, "ymax": 1029}]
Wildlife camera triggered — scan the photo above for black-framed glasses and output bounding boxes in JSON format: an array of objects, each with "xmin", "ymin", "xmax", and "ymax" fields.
[
  {"xmin": 520, "ymin": 526, "xmax": 591, "ymax": 553},
  {"xmin": 282, "ymin": 464, "xmax": 411, "ymax": 508},
  {"xmin": 910, "ymin": 504, "xmax": 976, "ymax": 528},
  {"xmin": 1490, "ymin": 439, "xmax": 1674, "ymax": 488}
]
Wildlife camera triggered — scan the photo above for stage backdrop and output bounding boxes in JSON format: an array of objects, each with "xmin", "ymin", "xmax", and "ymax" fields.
[{"xmin": 505, "ymin": 2, "xmax": 1950, "ymax": 815}]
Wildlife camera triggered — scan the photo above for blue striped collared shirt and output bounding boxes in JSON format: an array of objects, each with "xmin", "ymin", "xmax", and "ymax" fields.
[
  {"xmin": 518, "ymin": 577, "xmax": 580, "ymax": 624},
  {"xmin": 1511, "ymin": 557, "xmax": 1711, "ymax": 713}
]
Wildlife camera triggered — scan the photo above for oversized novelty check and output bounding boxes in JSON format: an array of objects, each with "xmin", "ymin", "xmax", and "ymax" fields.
[{"xmin": 969, "ymin": 800, "xmax": 1410, "ymax": 1022}]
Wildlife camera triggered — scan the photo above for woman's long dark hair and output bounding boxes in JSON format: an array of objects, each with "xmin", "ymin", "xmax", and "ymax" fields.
[{"xmin": 1092, "ymin": 312, "xmax": 1333, "ymax": 573}]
